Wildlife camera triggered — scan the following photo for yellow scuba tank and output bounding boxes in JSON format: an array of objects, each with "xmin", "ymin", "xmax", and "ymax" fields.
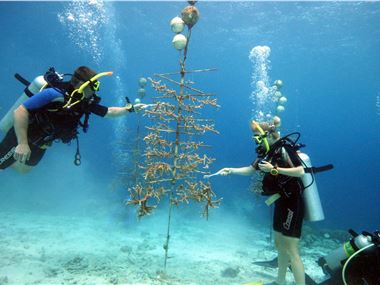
[{"xmin": 0, "ymin": 75, "xmax": 46, "ymax": 134}]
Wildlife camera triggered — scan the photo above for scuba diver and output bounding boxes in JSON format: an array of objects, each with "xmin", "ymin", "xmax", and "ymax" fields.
[
  {"xmin": 207, "ymin": 115, "xmax": 335, "ymax": 285},
  {"xmin": 0, "ymin": 66, "xmax": 150, "ymax": 173},
  {"xmin": 253, "ymin": 229, "xmax": 380, "ymax": 285},
  {"xmin": 215, "ymin": 117, "xmax": 307, "ymax": 285}
]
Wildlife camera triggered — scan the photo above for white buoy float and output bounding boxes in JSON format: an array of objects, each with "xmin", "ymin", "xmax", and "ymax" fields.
[
  {"xmin": 170, "ymin": 16, "xmax": 185, "ymax": 34},
  {"xmin": 279, "ymin": 96, "xmax": 288, "ymax": 104},
  {"xmin": 137, "ymin": 88, "xmax": 146, "ymax": 98},
  {"xmin": 138, "ymin": 77, "xmax": 147, "ymax": 88},
  {"xmin": 274, "ymin": 91, "xmax": 282, "ymax": 98},
  {"xmin": 274, "ymin": 79, "xmax": 283, "ymax": 89},
  {"xmin": 172, "ymin": 34, "xmax": 187, "ymax": 50}
]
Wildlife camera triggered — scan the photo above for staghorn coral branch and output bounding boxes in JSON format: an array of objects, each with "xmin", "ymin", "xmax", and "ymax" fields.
[
  {"xmin": 128, "ymin": 67, "xmax": 220, "ymax": 219},
  {"xmin": 154, "ymin": 74, "xmax": 209, "ymax": 95},
  {"xmin": 144, "ymin": 162, "xmax": 172, "ymax": 180},
  {"xmin": 155, "ymin": 68, "xmax": 217, "ymax": 76},
  {"xmin": 126, "ymin": 185, "xmax": 158, "ymax": 218}
]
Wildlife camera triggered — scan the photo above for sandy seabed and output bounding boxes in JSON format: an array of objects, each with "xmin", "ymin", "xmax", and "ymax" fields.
[{"xmin": 0, "ymin": 209, "xmax": 341, "ymax": 285}]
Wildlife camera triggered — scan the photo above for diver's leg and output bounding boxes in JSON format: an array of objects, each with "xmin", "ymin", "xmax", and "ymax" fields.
[
  {"xmin": 283, "ymin": 235, "xmax": 305, "ymax": 285},
  {"xmin": 274, "ymin": 231, "xmax": 289, "ymax": 285},
  {"xmin": 0, "ymin": 129, "xmax": 18, "ymax": 171}
]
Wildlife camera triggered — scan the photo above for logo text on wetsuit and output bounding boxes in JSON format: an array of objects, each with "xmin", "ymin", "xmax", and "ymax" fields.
[
  {"xmin": 0, "ymin": 147, "xmax": 16, "ymax": 166},
  {"xmin": 283, "ymin": 208, "xmax": 294, "ymax": 230}
]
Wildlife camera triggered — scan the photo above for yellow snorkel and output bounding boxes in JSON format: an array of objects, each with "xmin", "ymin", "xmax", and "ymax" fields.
[
  {"xmin": 64, "ymin": 71, "xmax": 113, "ymax": 109},
  {"xmin": 77, "ymin": 71, "xmax": 113, "ymax": 94},
  {"xmin": 252, "ymin": 120, "xmax": 270, "ymax": 154}
]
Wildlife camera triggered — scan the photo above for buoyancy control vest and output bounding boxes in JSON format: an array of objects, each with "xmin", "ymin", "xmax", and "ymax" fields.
[
  {"xmin": 257, "ymin": 133, "xmax": 333, "ymax": 221},
  {"xmin": 29, "ymin": 93, "xmax": 95, "ymax": 146},
  {"xmin": 261, "ymin": 141, "xmax": 304, "ymax": 197},
  {"xmin": 17, "ymin": 68, "xmax": 101, "ymax": 147},
  {"xmin": 259, "ymin": 132, "xmax": 333, "ymax": 196}
]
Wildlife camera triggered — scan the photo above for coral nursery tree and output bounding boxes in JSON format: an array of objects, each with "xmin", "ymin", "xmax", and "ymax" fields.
[{"xmin": 127, "ymin": 2, "xmax": 221, "ymax": 270}]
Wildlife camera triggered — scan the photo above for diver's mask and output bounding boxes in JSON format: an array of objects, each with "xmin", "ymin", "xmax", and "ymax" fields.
[
  {"xmin": 88, "ymin": 80, "xmax": 100, "ymax": 92},
  {"xmin": 64, "ymin": 71, "xmax": 113, "ymax": 109},
  {"xmin": 252, "ymin": 121, "xmax": 271, "ymax": 156},
  {"xmin": 254, "ymin": 133, "xmax": 270, "ymax": 157},
  {"xmin": 76, "ymin": 71, "xmax": 112, "ymax": 94}
]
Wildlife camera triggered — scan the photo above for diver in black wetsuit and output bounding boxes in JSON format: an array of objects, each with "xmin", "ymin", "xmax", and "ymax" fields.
[
  {"xmin": 0, "ymin": 66, "xmax": 149, "ymax": 173},
  {"xmin": 216, "ymin": 118, "xmax": 306, "ymax": 285},
  {"xmin": 254, "ymin": 229, "xmax": 380, "ymax": 285}
]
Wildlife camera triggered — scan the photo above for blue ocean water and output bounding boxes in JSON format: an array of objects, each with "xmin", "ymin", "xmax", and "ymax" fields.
[{"xmin": 0, "ymin": 1, "xmax": 379, "ymax": 284}]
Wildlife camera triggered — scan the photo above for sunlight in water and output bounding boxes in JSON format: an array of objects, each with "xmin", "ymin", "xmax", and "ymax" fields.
[{"xmin": 57, "ymin": 0, "xmax": 109, "ymax": 64}]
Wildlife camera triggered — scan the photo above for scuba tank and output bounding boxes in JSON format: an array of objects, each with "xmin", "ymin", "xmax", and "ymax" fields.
[
  {"xmin": 256, "ymin": 132, "xmax": 331, "ymax": 222},
  {"xmin": 319, "ymin": 230, "xmax": 374, "ymax": 274},
  {"xmin": 318, "ymin": 229, "xmax": 380, "ymax": 285},
  {"xmin": 0, "ymin": 75, "xmax": 46, "ymax": 134},
  {"xmin": 0, "ymin": 67, "xmax": 67, "ymax": 135},
  {"xmin": 298, "ymin": 152, "xmax": 325, "ymax": 222}
]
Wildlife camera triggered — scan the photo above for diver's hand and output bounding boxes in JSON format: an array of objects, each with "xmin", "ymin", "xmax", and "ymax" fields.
[
  {"xmin": 13, "ymin": 143, "xmax": 31, "ymax": 164},
  {"xmin": 219, "ymin": 168, "xmax": 233, "ymax": 176},
  {"xmin": 133, "ymin": 103, "xmax": 157, "ymax": 112},
  {"xmin": 133, "ymin": 103, "xmax": 149, "ymax": 112},
  {"xmin": 258, "ymin": 160, "xmax": 273, "ymax": 172}
]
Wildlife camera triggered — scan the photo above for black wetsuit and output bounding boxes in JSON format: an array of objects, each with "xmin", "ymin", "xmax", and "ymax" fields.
[
  {"xmin": 0, "ymin": 87, "xmax": 108, "ymax": 169},
  {"xmin": 253, "ymin": 146, "xmax": 305, "ymax": 238}
]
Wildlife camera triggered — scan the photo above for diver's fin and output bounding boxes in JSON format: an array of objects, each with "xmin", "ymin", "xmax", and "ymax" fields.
[
  {"xmin": 253, "ymin": 257, "xmax": 318, "ymax": 285},
  {"xmin": 305, "ymin": 273, "xmax": 318, "ymax": 285},
  {"xmin": 252, "ymin": 257, "xmax": 278, "ymax": 268},
  {"xmin": 243, "ymin": 282, "xmax": 263, "ymax": 285}
]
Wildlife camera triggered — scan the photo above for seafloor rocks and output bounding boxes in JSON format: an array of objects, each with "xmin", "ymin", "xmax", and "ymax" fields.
[
  {"xmin": 62, "ymin": 256, "xmax": 89, "ymax": 273},
  {"xmin": 221, "ymin": 266, "xmax": 240, "ymax": 278},
  {"xmin": 120, "ymin": 245, "xmax": 132, "ymax": 254},
  {"xmin": 43, "ymin": 267, "xmax": 61, "ymax": 278},
  {"xmin": 0, "ymin": 276, "xmax": 8, "ymax": 285}
]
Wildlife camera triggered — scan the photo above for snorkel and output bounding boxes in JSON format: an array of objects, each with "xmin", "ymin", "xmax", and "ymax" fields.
[
  {"xmin": 64, "ymin": 71, "xmax": 113, "ymax": 109},
  {"xmin": 252, "ymin": 120, "xmax": 271, "ymax": 156}
]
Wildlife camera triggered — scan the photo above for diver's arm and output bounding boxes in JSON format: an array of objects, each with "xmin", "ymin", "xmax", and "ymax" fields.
[
  {"xmin": 258, "ymin": 161, "xmax": 305, "ymax": 178},
  {"xmin": 105, "ymin": 106, "xmax": 132, "ymax": 118},
  {"xmin": 277, "ymin": 165, "xmax": 304, "ymax": 177},
  {"xmin": 105, "ymin": 103, "xmax": 150, "ymax": 118},
  {"xmin": 13, "ymin": 105, "xmax": 31, "ymax": 163},
  {"xmin": 219, "ymin": 165, "xmax": 255, "ymax": 176}
]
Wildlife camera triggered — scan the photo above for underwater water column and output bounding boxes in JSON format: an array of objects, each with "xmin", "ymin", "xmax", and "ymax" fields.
[
  {"xmin": 57, "ymin": 0, "xmax": 109, "ymax": 65},
  {"xmin": 101, "ymin": 5, "xmax": 139, "ymax": 186},
  {"xmin": 249, "ymin": 45, "xmax": 276, "ymax": 121},
  {"xmin": 100, "ymin": 3, "xmax": 130, "ymax": 154},
  {"xmin": 58, "ymin": 1, "xmax": 132, "ymax": 179}
]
